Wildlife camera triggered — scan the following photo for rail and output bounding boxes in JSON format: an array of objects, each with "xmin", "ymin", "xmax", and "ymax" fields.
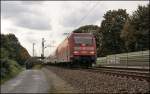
[{"xmin": 82, "ymin": 67, "xmax": 150, "ymax": 82}]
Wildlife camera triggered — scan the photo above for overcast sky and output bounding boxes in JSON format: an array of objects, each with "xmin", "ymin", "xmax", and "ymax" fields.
[{"xmin": 1, "ymin": 1, "xmax": 149, "ymax": 57}]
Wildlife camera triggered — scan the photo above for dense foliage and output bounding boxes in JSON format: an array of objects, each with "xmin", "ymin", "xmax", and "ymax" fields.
[
  {"xmin": 1, "ymin": 59, "xmax": 22, "ymax": 79},
  {"xmin": 0, "ymin": 33, "xmax": 31, "ymax": 84},
  {"xmin": 73, "ymin": 4, "xmax": 149, "ymax": 57},
  {"xmin": 100, "ymin": 9, "xmax": 129, "ymax": 55},
  {"xmin": 1, "ymin": 34, "xmax": 31, "ymax": 65},
  {"xmin": 121, "ymin": 4, "xmax": 149, "ymax": 52}
]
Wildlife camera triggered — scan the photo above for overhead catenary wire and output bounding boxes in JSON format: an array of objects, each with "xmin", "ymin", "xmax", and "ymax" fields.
[
  {"xmin": 75, "ymin": 1, "xmax": 100, "ymax": 29},
  {"xmin": 65, "ymin": 2, "xmax": 100, "ymax": 37}
]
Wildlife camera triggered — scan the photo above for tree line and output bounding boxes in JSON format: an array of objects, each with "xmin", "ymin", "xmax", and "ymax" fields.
[
  {"xmin": 73, "ymin": 4, "xmax": 149, "ymax": 57},
  {"xmin": 0, "ymin": 33, "xmax": 31, "ymax": 84}
]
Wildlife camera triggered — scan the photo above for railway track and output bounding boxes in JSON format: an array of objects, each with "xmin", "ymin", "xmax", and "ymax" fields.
[
  {"xmin": 46, "ymin": 65, "xmax": 150, "ymax": 81},
  {"xmin": 46, "ymin": 66, "xmax": 150, "ymax": 93},
  {"xmin": 81, "ymin": 67, "xmax": 150, "ymax": 82}
]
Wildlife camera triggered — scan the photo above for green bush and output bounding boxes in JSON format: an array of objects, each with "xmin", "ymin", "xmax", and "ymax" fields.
[
  {"xmin": 1, "ymin": 58, "xmax": 10, "ymax": 78},
  {"xmin": 0, "ymin": 58, "xmax": 22, "ymax": 84},
  {"xmin": 8, "ymin": 59, "xmax": 22, "ymax": 77}
]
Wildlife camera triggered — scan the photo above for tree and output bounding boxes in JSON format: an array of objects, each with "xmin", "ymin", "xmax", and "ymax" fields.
[
  {"xmin": 130, "ymin": 4, "xmax": 149, "ymax": 51},
  {"xmin": 0, "ymin": 33, "xmax": 28, "ymax": 82},
  {"xmin": 121, "ymin": 4, "xmax": 149, "ymax": 52},
  {"xmin": 0, "ymin": 48, "xmax": 9, "ymax": 59},
  {"xmin": 0, "ymin": 33, "xmax": 31, "ymax": 66},
  {"xmin": 120, "ymin": 19, "xmax": 136, "ymax": 52},
  {"xmin": 16, "ymin": 46, "xmax": 31, "ymax": 65},
  {"xmin": 100, "ymin": 9, "xmax": 129, "ymax": 56}
]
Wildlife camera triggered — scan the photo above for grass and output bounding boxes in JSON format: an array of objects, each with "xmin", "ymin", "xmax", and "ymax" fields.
[
  {"xmin": 0, "ymin": 67, "xmax": 24, "ymax": 85},
  {"xmin": 32, "ymin": 64, "xmax": 44, "ymax": 69},
  {"xmin": 0, "ymin": 59, "xmax": 24, "ymax": 85}
]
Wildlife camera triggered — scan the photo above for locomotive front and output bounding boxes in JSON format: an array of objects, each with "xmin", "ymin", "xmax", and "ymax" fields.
[{"xmin": 71, "ymin": 33, "xmax": 97, "ymax": 67}]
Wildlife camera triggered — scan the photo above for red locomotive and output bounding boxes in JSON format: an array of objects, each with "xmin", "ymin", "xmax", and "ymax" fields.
[{"xmin": 51, "ymin": 33, "xmax": 97, "ymax": 68}]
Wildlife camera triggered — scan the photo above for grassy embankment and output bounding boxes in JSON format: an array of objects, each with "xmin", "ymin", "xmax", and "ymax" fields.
[
  {"xmin": 32, "ymin": 64, "xmax": 44, "ymax": 69},
  {"xmin": 0, "ymin": 59, "xmax": 24, "ymax": 85}
]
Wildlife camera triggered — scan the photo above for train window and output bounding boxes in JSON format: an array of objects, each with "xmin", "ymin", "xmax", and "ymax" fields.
[{"xmin": 74, "ymin": 36, "xmax": 93, "ymax": 45}]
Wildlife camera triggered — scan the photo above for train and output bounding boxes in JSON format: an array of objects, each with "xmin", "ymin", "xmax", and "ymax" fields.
[{"xmin": 47, "ymin": 33, "xmax": 97, "ymax": 68}]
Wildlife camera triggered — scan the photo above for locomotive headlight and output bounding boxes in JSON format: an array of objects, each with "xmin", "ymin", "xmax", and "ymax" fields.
[
  {"xmin": 90, "ymin": 51, "xmax": 95, "ymax": 54},
  {"xmin": 73, "ymin": 51, "xmax": 79, "ymax": 54}
]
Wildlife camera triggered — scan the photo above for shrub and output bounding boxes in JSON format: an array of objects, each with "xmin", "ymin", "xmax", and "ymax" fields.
[{"xmin": 0, "ymin": 58, "xmax": 22, "ymax": 84}]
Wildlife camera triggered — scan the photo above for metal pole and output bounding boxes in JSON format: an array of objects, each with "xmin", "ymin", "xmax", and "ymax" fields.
[
  {"xmin": 42, "ymin": 38, "xmax": 45, "ymax": 58},
  {"xmin": 50, "ymin": 40, "xmax": 55, "ymax": 55},
  {"xmin": 33, "ymin": 43, "xmax": 35, "ymax": 56},
  {"xmin": 127, "ymin": 49, "xmax": 128, "ymax": 68}
]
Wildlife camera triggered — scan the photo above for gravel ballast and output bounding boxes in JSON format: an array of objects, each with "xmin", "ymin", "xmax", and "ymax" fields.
[{"xmin": 46, "ymin": 66, "xmax": 149, "ymax": 93}]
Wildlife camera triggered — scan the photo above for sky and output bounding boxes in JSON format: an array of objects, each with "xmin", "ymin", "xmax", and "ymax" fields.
[{"xmin": 1, "ymin": 1, "xmax": 149, "ymax": 57}]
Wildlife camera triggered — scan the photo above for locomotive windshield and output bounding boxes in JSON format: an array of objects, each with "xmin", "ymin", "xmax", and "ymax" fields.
[{"xmin": 74, "ymin": 36, "xmax": 93, "ymax": 45}]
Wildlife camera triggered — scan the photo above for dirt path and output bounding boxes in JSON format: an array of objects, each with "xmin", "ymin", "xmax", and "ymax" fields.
[
  {"xmin": 1, "ymin": 67, "xmax": 79, "ymax": 93},
  {"xmin": 1, "ymin": 69, "xmax": 49, "ymax": 93}
]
